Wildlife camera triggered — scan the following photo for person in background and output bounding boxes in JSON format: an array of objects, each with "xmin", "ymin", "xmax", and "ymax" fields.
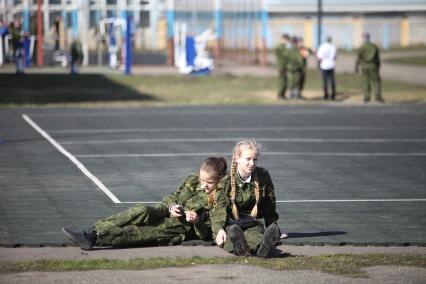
[
  {"xmin": 298, "ymin": 37, "xmax": 314, "ymax": 98},
  {"xmin": 10, "ymin": 16, "xmax": 24, "ymax": 74},
  {"xmin": 70, "ymin": 38, "xmax": 83, "ymax": 74},
  {"xmin": 287, "ymin": 37, "xmax": 304, "ymax": 99},
  {"xmin": 275, "ymin": 33, "xmax": 290, "ymax": 100},
  {"xmin": 317, "ymin": 36, "xmax": 337, "ymax": 100},
  {"xmin": 355, "ymin": 32, "xmax": 384, "ymax": 103}
]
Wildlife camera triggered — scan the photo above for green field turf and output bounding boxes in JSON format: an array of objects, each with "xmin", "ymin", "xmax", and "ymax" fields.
[
  {"xmin": 386, "ymin": 56, "xmax": 426, "ymax": 66},
  {"xmin": 0, "ymin": 70, "xmax": 425, "ymax": 107}
]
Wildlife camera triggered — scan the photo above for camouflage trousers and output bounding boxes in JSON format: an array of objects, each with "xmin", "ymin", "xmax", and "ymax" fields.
[
  {"xmin": 94, "ymin": 203, "xmax": 191, "ymax": 247},
  {"xmin": 277, "ymin": 69, "xmax": 288, "ymax": 98},
  {"xmin": 287, "ymin": 70, "xmax": 303, "ymax": 99},
  {"xmin": 361, "ymin": 66, "xmax": 382, "ymax": 101},
  {"xmin": 222, "ymin": 222, "xmax": 265, "ymax": 254}
]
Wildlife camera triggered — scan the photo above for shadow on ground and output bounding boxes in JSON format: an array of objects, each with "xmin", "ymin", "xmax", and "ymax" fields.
[
  {"xmin": 288, "ymin": 231, "xmax": 347, "ymax": 239},
  {"xmin": 0, "ymin": 74, "xmax": 157, "ymax": 104}
]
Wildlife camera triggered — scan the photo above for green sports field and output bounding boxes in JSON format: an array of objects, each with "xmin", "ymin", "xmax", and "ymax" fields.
[{"xmin": 0, "ymin": 70, "xmax": 425, "ymax": 107}]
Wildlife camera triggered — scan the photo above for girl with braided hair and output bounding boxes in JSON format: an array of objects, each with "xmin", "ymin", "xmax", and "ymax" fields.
[
  {"xmin": 63, "ymin": 156, "xmax": 228, "ymax": 250},
  {"xmin": 213, "ymin": 140, "xmax": 281, "ymax": 257}
]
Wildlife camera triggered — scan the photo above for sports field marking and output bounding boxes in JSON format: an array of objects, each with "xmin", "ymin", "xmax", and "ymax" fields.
[
  {"xmin": 60, "ymin": 137, "xmax": 426, "ymax": 145},
  {"xmin": 75, "ymin": 152, "xmax": 426, "ymax": 158},
  {"xmin": 120, "ymin": 199, "xmax": 426, "ymax": 204},
  {"xmin": 26, "ymin": 108, "xmax": 426, "ymax": 118},
  {"xmin": 49, "ymin": 126, "xmax": 426, "ymax": 134},
  {"xmin": 22, "ymin": 114, "xmax": 121, "ymax": 204}
]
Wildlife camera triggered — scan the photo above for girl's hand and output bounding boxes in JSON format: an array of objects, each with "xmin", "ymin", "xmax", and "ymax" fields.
[
  {"xmin": 215, "ymin": 229, "xmax": 227, "ymax": 246},
  {"xmin": 170, "ymin": 204, "xmax": 184, "ymax": 218},
  {"xmin": 185, "ymin": 211, "xmax": 199, "ymax": 223}
]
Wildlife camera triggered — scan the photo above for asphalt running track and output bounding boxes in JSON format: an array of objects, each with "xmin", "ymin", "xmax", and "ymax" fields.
[{"xmin": 0, "ymin": 104, "xmax": 425, "ymax": 247}]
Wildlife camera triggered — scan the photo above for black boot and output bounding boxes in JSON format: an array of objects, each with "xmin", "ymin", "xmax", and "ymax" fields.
[
  {"xmin": 257, "ymin": 223, "xmax": 280, "ymax": 258},
  {"xmin": 228, "ymin": 224, "xmax": 248, "ymax": 256},
  {"xmin": 62, "ymin": 227, "xmax": 97, "ymax": 251}
]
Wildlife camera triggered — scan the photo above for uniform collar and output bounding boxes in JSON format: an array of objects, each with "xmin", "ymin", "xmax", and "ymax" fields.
[{"xmin": 236, "ymin": 171, "xmax": 252, "ymax": 187}]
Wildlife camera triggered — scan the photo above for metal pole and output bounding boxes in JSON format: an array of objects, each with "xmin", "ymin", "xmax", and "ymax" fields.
[
  {"xmin": 125, "ymin": 16, "xmax": 132, "ymax": 75},
  {"xmin": 166, "ymin": 0, "xmax": 175, "ymax": 66},
  {"xmin": 317, "ymin": 0, "xmax": 322, "ymax": 49},
  {"xmin": 260, "ymin": 0, "xmax": 268, "ymax": 66},
  {"xmin": 36, "ymin": 0, "xmax": 43, "ymax": 66},
  {"xmin": 214, "ymin": 0, "xmax": 222, "ymax": 63}
]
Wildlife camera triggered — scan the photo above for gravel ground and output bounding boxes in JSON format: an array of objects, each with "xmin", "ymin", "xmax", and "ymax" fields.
[{"xmin": 1, "ymin": 245, "xmax": 425, "ymax": 284}]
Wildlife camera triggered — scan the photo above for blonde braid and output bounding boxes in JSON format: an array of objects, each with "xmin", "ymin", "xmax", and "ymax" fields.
[
  {"xmin": 250, "ymin": 171, "xmax": 260, "ymax": 218},
  {"xmin": 230, "ymin": 160, "xmax": 239, "ymax": 220}
]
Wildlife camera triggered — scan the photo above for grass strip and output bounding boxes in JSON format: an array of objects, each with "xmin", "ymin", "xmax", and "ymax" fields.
[
  {"xmin": 386, "ymin": 56, "xmax": 426, "ymax": 66},
  {"xmin": 0, "ymin": 72, "xmax": 425, "ymax": 107},
  {"xmin": 0, "ymin": 254, "xmax": 425, "ymax": 278}
]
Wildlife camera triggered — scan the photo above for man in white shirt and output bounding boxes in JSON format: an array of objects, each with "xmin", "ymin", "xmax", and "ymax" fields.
[{"xmin": 317, "ymin": 36, "xmax": 337, "ymax": 100}]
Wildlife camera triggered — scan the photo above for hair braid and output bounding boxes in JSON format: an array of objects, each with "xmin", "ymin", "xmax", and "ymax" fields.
[
  {"xmin": 230, "ymin": 160, "xmax": 239, "ymax": 220},
  {"xmin": 250, "ymin": 171, "xmax": 260, "ymax": 218}
]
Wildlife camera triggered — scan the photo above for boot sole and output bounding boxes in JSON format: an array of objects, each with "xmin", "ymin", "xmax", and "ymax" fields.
[
  {"xmin": 228, "ymin": 225, "xmax": 248, "ymax": 256},
  {"xmin": 62, "ymin": 227, "xmax": 93, "ymax": 251},
  {"xmin": 257, "ymin": 224, "xmax": 280, "ymax": 258}
]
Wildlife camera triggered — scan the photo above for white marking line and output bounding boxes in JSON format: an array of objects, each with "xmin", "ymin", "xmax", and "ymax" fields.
[
  {"xmin": 22, "ymin": 114, "xmax": 121, "ymax": 204},
  {"xmin": 48, "ymin": 126, "xmax": 426, "ymax": 134},
  {"xmin": 60, "ymin": 137, "xmax": 426, "ymax": 145},
  {"xmin": 120, "ymin": 199, "xmax": 426, "ymax": 204},
  {"xmin": 75, "ymin": 152, "xmax": 426, "ymax": 158}
]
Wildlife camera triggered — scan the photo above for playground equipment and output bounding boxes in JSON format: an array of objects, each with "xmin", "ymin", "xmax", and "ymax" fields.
[
  {"xmin": 0, "ymin": 34, "xmax": 36, "ymax": 67},
  {"xmin": 99, "ymin": 16, "xmax": 133, "ymax": 74},
  {"xmin": 99, "ymin": 17, "xmax": 126, "ymax": 69},
  {"xmin": 174, "ymin": 22, "xmax": 215, "ymax": 74}
]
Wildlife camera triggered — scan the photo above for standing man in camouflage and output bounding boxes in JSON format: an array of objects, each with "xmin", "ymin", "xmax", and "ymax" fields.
[
  {"xmin": 355, "ymin": 32, "xmax": 384, "ymax": 102},
  {"xmin": 63, "ymin": 156, "xmax": 228, "ymax": 250},
  {"xmin": 287, "ymin": 37, "xmax": 305, "ymax": 99},
  {"xmin": 275, "ymin": 34, "xmax": 290, "ymax": 100}
]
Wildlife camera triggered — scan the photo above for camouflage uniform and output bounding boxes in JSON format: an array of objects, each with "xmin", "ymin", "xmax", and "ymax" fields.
[
  {"xmin": 275, "ymin": 44, "xmax": 288, "ymax": 99},
  {"xmin": 211, "ymin": 167, "xmax": 279, "ymax": 254},
  {"xmin": 356, "ymin": 41, "xmax": 383, "ymax": 102},
  {"xmin": 94, "ymin": 174, "xmax": 227, "ymax": 247},
  {"xmin": 286, "ymin": 47, "xmax": 305, "ymax": 99}
]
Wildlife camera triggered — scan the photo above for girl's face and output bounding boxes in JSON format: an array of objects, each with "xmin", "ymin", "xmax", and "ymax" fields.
[
  {"xmin": 236, "ymin": 148, "xmax": 258, "ymax": 178},
  {"xmin": 199, "ymin": 169, "xmax": 220, "ymax": 193}
]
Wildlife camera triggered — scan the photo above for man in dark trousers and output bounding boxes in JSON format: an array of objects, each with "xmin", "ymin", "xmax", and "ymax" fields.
[{"xmin": 317, "ymin": 36, "xmax": 337, "ymax": 100}]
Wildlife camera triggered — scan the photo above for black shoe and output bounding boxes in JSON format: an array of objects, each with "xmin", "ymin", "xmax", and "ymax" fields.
[
  {"xmin": 62, "ymin": 227, "xmax": 97, "ymax": 250},
  {"xmin": 257, "ymin": 223, "xmax": 280, "ymax": 258},
  {"xmin": 228, "ymin": 224, "xmax": 248, "ymax": 256}
]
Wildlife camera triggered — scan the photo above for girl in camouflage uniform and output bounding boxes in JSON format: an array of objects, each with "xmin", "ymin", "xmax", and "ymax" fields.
[
  {"xmin": 63, "ymin": 156, "xmax": 227, "ymax": 250},
  {"xmin": 213, "ymin": 140, "xmax": 281, "ymax": 258}
]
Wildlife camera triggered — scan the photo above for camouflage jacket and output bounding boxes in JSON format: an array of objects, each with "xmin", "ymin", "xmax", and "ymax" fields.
[
  {"xmin": 210, "ymin": 167, "xmax": 279, "ymax": 232},
  {"xmin": 162, "ymin": 174, "xmax": 228, "ymax": 240},
  {"xmin": 356, "ymin": 42, "xmax": 380, "ymax": 69},
  {"xmin": 275, "ymin": 44, "xmax": 289, "ymax": 73},
  {"xmin": 286, "ymin": 47, "xmax": 304, "ymax": 72}
]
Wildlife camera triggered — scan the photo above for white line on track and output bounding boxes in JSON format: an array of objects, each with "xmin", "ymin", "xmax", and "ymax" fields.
[
  {"xmin": 60, "ymin": 137, "xmax": 426, "ymax": 145},
  {"xmin": 25, "ymin": 108, "xmax": 426, "ymax": 118},
  {"xmin": 120, "ymin": 199, "xmax": 426, "ymax": 204},
  {"xmin": 49, "ymin": 126, "xmax": 426, "ymax": 134},
  {"xmin": 22, "ymin": 114, "xmax": 121, "ymax": 204},
  {"xmin": 74, "ymin": 152, "xmax": 426, "ymax": 158}
]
